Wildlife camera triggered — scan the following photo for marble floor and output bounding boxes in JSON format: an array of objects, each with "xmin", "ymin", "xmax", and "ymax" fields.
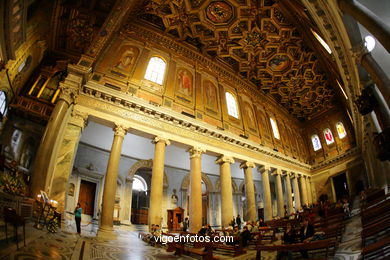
[{"xmin": 1, "ymin": 208, "xmax": 364, "ymax": 260}]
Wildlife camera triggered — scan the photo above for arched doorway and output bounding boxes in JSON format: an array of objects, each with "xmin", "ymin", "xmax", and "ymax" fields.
[
  {"xmin": 127, "ymin": 159, "xmax": 169, "ymax": 225},
  {"xmin": 131, "ymin": 172, "xmax": 150, "ymax": 224}
]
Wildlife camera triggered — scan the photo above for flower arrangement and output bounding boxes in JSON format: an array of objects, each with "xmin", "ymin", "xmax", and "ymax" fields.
[{"xmin": 0, "ymin": 171, "xmax": 27, "ymax": 196}]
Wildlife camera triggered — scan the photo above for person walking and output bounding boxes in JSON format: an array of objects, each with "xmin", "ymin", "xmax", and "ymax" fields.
[{"xmin": 74, "ymin": 203, "xmax": 82, "ymax": 235}]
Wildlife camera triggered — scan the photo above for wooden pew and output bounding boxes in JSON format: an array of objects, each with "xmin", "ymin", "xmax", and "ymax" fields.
[
  {"xmin": 361, "ymin": 235, "xmax": 390, "ymax": 260},
  {"xmin": 212, "ymin": 235, "xmax": 246, "ymax": 256},
  {"xmin": 255, "ymin": 238, "xmax": 337, "ymax": 260}
]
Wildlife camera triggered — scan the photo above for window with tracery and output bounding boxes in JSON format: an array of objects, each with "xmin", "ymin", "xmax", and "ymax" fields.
[
  {"xmin": 225, "ymin": 92, "xmax": 239, "ymax": 118},
  {"xmin": 144, "ymin": 56, "xmax": 166, "ymax": 85}
]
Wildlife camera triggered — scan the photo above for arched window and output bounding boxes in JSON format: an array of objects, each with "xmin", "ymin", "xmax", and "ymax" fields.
[
  {"xmin": 0, "ymin": 91, "xmax": 7, "ymax": 117},
  {"xmin": 225, "ymin": 92, "xmax": 239, "ymax": 118},
  {"xmin": 323, "ymin": 128, "xmax": 334, "ymax": 145},
  {"xmin": 311, "ymin": 134, "xmax": 322, "ymax": 151},
  {"xmin": 132, "ymin": 175, "xmax": 147, "ymax": 191},
  {"xmin": 144, "ymin": 56, "xmax": 166, "ymax": 85},
  {"xmin": 336, "ymin": 122, "xmax": 347, "ymax": 139},
  {"xmin": 270, "ymin": 117, "xmax": 280, "ymax": 139}
]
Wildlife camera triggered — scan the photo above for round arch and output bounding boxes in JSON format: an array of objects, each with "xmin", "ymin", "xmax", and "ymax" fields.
[
  {"xmin": 181, "ymin": 172, "xmax": 214, "ymax": 192},
  {"xmin": 127, "ymin": 159, "xmax": 168, "ymax": 188},
  {"xmin": 215, "ymin": 178, "xmax": 239, "ymax": 193},
  {"xmin": 238, "ymin": 180, "xmax": 258, "ymax": 194}
]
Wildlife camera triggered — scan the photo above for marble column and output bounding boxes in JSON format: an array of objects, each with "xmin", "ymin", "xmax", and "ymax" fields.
[
  {"xmin": 216, "ymin": 155, "xmax": 235, "ymax": 228},
  {"xmin": 284, "ymin": 172, "xmax": 294, "ymax": 214},
  {"xmin": 274, "ymin": 169, "xmax": 284, "ymax": 218},
  {"xmin": 338, "ymin": 0, "xmax": 390, "ymax": 54},
  {"xmin": 240, "ymin": 161, "xmax": 257, "ymax": 222},
  {"xmin": 259, "ymin": 166, "xmax": 272, "ymax": 221},
  {"xmin": 300, "ymin": 175, "xmax": 308, "ymax": 207},
  {"xmin": 100, "ymin": 125, "xmax": 127, "ymax": 231},
  {"xmin": 48, "ymin": 111, "xmax": 88, "ymax": 214},
  {"xmin": 149, "ymin": 137, "xmax": 170, "ymax": 228},
  {"xmin": 122, "ymin": 179, "xmax": 133, "ymax": 223},
  {"xmin": 292, "ymin": 174, "xmax": 301, "ymax": 211},
  {"xmin": 305, "ymin": 177, "xmax": 313, "ymax": 205},
  {"xmin": 31, "ymin": 85, "xmax": 77, "ymax": 197},
  {"xmin": 188, "ymin": 147, "xmax": 205, "ymax": 232}
]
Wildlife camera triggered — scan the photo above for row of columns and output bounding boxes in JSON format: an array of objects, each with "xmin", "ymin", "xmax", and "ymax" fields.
[{"xmin": 98, "ymin": 127, "xmax": 316, "ymax": 233}]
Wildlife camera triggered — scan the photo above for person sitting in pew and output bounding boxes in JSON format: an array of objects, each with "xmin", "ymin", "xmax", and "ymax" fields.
[
  {"xmin": 240, "ymin": 226, "xmax": 251, "ymax": 247},
  {"xmin": 300, "ymin": 218, "xmax": 315, "ymax": 258},
  {"xmin": 150, "ymin": 224, "xmax": 161, "ymax": 246},
  {"xmin": 259, "ymin": 217, "xmax": 267, "ymax": 227},
  {"xmin": 277, "ymin": 222, "xmax": 297, "ymax": 260},
  {"xmin": 205, "ymin": 224, "xmax": 214, "ymax": 236},
  {"xmin": 198, "ymin": 225, "xmax": 207, "ymax": 236}
]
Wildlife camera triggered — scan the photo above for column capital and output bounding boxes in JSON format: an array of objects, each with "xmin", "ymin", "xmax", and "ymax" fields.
[
  {"xmin": 70, "ymin": 110, "xmax": 88, "ymax": 129},
  {"xmin": 257, "ymin": 165, "xmax": 271, "ymax": 173},
  {"xmin": 188, "ymin": 146, "xmax": 206, "ymax": 158},
  {"xmin": 240, "ymin": 161, "xmax": 255, "ymax": 169},
  {"xmin": 59, "ymin": 83, "xmax": 79, "ymax": 105},
  {"xmin": 152, "ymin": 136, "xmax": 170, "ymax": 146},
  {"xmin": 114, "ymin": 124, "xmax": 127, "ymax": 137},
  {"xmin": 215, "ymin": 155, "xmax": 235, "ymax": 165}
]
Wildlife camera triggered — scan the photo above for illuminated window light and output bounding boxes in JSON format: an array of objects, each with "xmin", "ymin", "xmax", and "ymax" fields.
[
  {"xmin": 311, "ymin": 29, "xmax": 332, "ymax": 54},
  {"xmin": 337, "ymin": 80, "xmax": 348, "ymax": 100},
  {"xmin": 364, "ymin": 35, "xmax": 375, "ymax": 52}
]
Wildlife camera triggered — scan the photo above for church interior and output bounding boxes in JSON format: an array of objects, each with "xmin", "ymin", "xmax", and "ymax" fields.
[{"xmin": 0, "ymin": 0, "xmax": 389, "ymax": 259}]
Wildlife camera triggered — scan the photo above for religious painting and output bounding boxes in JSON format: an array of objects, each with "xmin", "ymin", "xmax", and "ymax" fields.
[
  {"xmin": 323, "ymin": 128, "xmax": 334, "ymax": 145},
  {"xmin": 268, "ymin": 55, "xmax": 290, "ymax": 71},
  {"xmin": 336, "ymin": 122, "xmax": 347, "ymax": 139},
  {"xmin": 243, "ymin": 102, "xmax": 256, "ymax": 131},
  {"xmin": 175, "ymin": 68, "xmax": 193, "ymax": 97},
  {"xmin": 203, "ymin": 80, "xmax": 218, "ymax": 111},
  {"xmin": 206, "ymin": 1, "xmax": 233, "ymax": 23},
  {"xmin": 112, "ymin": 45, "xmax": 139, "ymax": 72}
]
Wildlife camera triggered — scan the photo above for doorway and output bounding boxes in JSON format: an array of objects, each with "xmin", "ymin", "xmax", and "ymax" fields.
[
  {"xmin": 78, "ymin": 180, "xmax": 96, "ymax": 216},
  {"xmin": 333, "ymin": 172, "xmax": 349, "ymax": 201}
]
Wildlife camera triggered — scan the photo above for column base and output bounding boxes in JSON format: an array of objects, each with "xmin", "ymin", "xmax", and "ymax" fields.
[{"xmin": 97, "ymin": 227, "xmax": 117, "ymax": 239}]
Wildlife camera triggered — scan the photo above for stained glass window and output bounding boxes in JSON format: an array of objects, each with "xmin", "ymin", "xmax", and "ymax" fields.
[
  {"xmin": 225, "ymin": 92, "xmax": 239, "ymax": 118},
  {"xmin": 132, "ymin": 175, "xmax": 147, "ymax": 191},
  {"xmin": 270, "ymin": 118, "xmax": 280, "ymax": 139},
  {"xmin": 323, "ymin": 128, "xmax": 334, "ymax": 145},
  {"xmin": 144, "ymin": 56, "xmax": 166, "ymax": 85},
  {"xmin": 311, "ymin": 134, "xmax": 322, "ymax": 151},
  {"xmin": 0, "ymin": 91, "xmax": 7, "ymax": 117},
  {"xmin": 336, "ymin": 122, "xmax": 347, "ymax": 139}
]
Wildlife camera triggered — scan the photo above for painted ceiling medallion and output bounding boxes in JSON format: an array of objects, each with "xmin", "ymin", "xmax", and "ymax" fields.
[
  {"xmin": 206, "ymin": 1, "xmax": 233, "ymax": 23},
  {"xmin": 269, "ymin": 55, "xmax": 290, "ymax": 71}
]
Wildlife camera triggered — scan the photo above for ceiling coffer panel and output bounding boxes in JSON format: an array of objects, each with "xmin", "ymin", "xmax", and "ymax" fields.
[{"xmin": 136, "ymin": 0, "xmax": 335, "ymax": 120}]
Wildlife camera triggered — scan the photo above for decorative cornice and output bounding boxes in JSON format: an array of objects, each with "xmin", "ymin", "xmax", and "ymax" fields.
[
  {"xmin": 311, "ymin": 147, "xmax": 360, "ymax": 171},
  {"xmin": 81, "ymin": 82, "xmax": 313, "ymax": 170}
]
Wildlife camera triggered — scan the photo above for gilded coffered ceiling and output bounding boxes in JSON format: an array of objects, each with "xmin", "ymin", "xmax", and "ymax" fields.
[{"xmin": 133, "ymin": 0, "xmax": 336, "ymax": 120}]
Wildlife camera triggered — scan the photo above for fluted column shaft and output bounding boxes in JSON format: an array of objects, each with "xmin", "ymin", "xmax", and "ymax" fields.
[
  {"xmin": 260, "ymin": 167, "xmax": 273, "ymax": 221},
  {"xmin": 240, "ymin": 162, "xmax": 256, "ymax": 222},
  {"xmin": 300, "ymin": 176, "xmax": 308, "ymax": 207},
  {"xmin": 188, "ymin": 147, "xmax": 205, "ymax": 232},
  {"xmin": 149, "ymin": 137, "xmax": 170, "ymax": 228},
  {"xmin": 275, "ymin": 170, "xmax": 284, "ymax": 217},
  {"xmin": 285, "ymin": 173, "xmax": 294, "ymax": 214},
  {"xmin": 100, "ymin": 125, "xmax": 126, "ymax": 231},
  {"xmin": 216, "ymin": 155, "xmax": 235, "ymax": 228},
  {"xmin": 292, "ymin": 175, "xmax": 301, "ymax": 211}
]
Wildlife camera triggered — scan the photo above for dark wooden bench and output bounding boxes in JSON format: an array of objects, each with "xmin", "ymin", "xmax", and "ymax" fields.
[
  {"xmin": 3, "ymin": 207, "xmax": 26, "ymax": 250},
  {"xmin": 361, "ymin": 235, "xmax": 390, "ymax": 260},
  {"xmin": 174, "ymin": 240, "xmax": 215, "ymax": 260},
  {"xmin": 250, "ymin": 228, "xmax": 277, "ymax": 245},
  {"xmin": 255, "ymin": 238, "xmax": 337, "ymax": 260},
  {"xmin": 212, "ymin": 235, "xmax": 246, "ymax": 256}
]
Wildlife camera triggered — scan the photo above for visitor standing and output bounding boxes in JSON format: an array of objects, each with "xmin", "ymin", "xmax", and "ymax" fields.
[{"xmin": 74, "ymin": 203, "xmax": 82, "ymax": 235}]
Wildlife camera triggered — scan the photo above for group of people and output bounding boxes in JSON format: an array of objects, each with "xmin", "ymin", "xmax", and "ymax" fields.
[{"xmin": 142, "ymin": 224, "xmax": 162, "ymax": 245}]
